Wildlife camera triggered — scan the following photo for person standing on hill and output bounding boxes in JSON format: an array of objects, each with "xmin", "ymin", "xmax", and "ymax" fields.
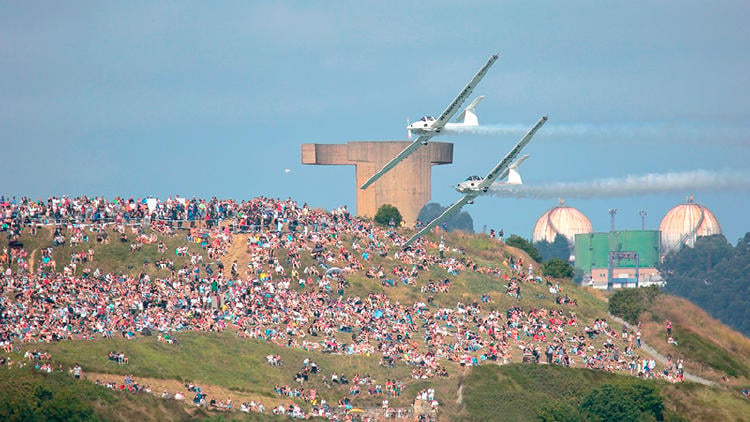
[{"xmin": 72, "ymin": 363, "xmax": 81, "ymax": 379}]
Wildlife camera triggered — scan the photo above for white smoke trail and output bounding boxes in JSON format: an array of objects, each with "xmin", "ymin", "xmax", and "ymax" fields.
[
  {"xmin": 444, "ymin": 122, "xmax": 750, "ymax": 140},
  {"xmin": 489, "ymin": 169, "xmax": 750, "ymax": 199}
]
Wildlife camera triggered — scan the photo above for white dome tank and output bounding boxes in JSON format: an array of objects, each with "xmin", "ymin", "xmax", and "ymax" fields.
[
  {"xmin": 532, "ymin": 200, "xmax": 592, "ymax": 244},
  {"xmin": 659, "ymin": 196, "xmax": 721, "ymax": 252}
]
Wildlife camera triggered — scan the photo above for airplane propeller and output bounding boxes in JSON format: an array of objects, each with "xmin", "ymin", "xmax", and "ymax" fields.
[{"xmin": 406, "ymin": 117, "xmax": 412, "ymax": 140}]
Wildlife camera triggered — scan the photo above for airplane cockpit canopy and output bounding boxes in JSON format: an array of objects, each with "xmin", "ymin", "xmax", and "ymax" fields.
[
  {"xmin": 465, "ymin": 175, "xmax": 482, "ymax": 181},
  {"xmin": 419, "ymin": 116, "xmax": 436, "ymax": 122}
]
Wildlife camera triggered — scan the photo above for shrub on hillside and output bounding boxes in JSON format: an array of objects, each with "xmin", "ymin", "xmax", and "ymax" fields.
[
  {"xmin": 374, "ymin": 204, "xmax": 402, "ymax": 227},
  {"xmin": 542, "ymin": 258, "xmax": 574, "ymax": 278},
  {"xmin": 579, "ymin": 383, "xmax": 664, "ymax": 421},
  {"xmin": 505, "ymin": 235, "xmax": 542, "ymax": 262},
  {"xmin": 537, "ymin": 401, "xmax": 581, "ymax": 421},
  {"xmin": 0, "ymin": 370, "xmax": 96, "ymax": 421},
  {"xmin": 608, "ymin": 285, "xmax": 661, "ymax": 324},
  {"xmin": 464, "ymin": 364, "xmax": 677, "ymax": 422}
]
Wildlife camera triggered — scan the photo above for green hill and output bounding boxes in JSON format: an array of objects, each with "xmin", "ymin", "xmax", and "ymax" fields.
[{"xmin": 1, "ymin": 220, "xmax": 749, "ymax": 421}]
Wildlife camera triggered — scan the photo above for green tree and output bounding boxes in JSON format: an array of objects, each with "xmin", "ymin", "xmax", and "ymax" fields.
[
  {"xmin": 417, "ymin": 202, "xmax": 474, "ymax": 233},
  {"xmin": 534, "ymin": 234, "xmax": 571, "ymax": 262},
  {"xmin": 0, "ymin": 373, "xmax": 97, "ymax": 422},
  {"xmin": 505, "ymin": 234, "xmax": 542, "ymax": 262},
  {"xmin": 538, "ymin": 401, "xmax": 582, "ymax": 422},
  {"xmin": 542, "ymin": 258, "xmax": 574, "ymax": 278},
  {"xmin": 628, "ymin": 384, "xmax": 665, "ymax": 420},
  {"xmin": 580, "ymin": 383, "xmax": 664, "ymax": 422},
  {"xmin": 608, "ymin": 285, "xmax": 661, "ymax": 324},
  {"xmin": 0, "ymin": 382, "xmax": 38, "ymax": 422},
  {"xmin": 39, "ymin": 389, "xmax": 94, "ymax": 421},
  {"xmin": 660, "ymin": 233, "xmax": 750, "ymax": 336},
  {"xmin": 374, "ymin": 204, "xmax": 402, "ymax": 227}
]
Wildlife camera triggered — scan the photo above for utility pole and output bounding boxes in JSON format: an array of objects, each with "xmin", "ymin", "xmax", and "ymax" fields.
[
  {"xmin": 640, "ymin": 210, "xmax": 647, "ymax": 230},
  {"xmin": 608, "ymin": 208, "xmax": 618, "ymax": 232}
]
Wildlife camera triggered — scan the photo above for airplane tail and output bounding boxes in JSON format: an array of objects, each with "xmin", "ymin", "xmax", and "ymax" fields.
[
  {"xmin": 507, "ymin": 155, "xmax": 529, "ymax": 184},
  {"xmin": 455, "ymin": 95, "xmax": 484, "ymax": 126}
]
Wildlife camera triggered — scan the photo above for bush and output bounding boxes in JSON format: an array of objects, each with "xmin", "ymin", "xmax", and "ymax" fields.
[
  {"xmin": 579, "ymin": 383, "xmax": 664, "ymax": 421},
  {"xmin": 0, "ymin": 366, "xmax": 195, "ymax": 421},
  {"xmin": 374, "ymin": 204, "xmax": 402, "ymax": 227},
  {"xmin": 505, "ymin": 235, "xmax": 542, "ymax": 262},
  {"xmin": 537, "ymin": 401, "xmax": 582, "ymax": 422},
  {"xmin": 542, "ymin": 258, "xmax": 574, "ymax": 278},
  {"xmin": 580, "ymin": 384, "xmax": 642, "ymax": 421},
  {"xmin": 534, "ymin": 234, "xmax": 571, "ymax": 262},
  {"xmin": 463, "ymin": 364, "xmax": 670, "ymax": 422},
  {"xmin": 0, "ymin": 370, "xmax": 96, "ymax": 422},
  {"xmin": 608, "ymin": 286, "xmax": 661, "ymax": 324}
]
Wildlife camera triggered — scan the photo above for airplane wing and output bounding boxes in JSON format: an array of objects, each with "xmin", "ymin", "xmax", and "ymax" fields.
[
  {"xmin": 403, "ymin": 195, "xmax": 475, "ymax": 248},
  {"xmin": 431, "ymin": 54, "xmax": 499, "ymax": 130},
  {"xmin": 476, "ymin": 115, "xmax": 547, "ymax": 192},
  {"xmin": 360, "ymin": 134, "xmax": 432, "ymax": 189},
  {"xmin": 361, "ymin": 54, "xmax": 498, "ymax": 189}
]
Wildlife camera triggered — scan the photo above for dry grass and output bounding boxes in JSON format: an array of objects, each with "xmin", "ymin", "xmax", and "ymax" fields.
[
  {"xmin": 652, "ymin": 295, "xmax": 750, "ymax": 357},
  {"xmin": 640, "ymin": 295, "xmax": 750, "ymax": 386},
  {"xmin": 85, "ymin": 371, "xmax": 282, "ymax": 410},
  {"xmin": 661, "ymin": 382, "xmax": 750, "ymax": 422}
]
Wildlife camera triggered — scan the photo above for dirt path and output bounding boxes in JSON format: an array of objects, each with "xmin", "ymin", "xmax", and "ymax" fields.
[
  {"xmin": 220, "ymin": 233, "xmax": 249, "ymax": 275},
  {"xmin": 85, "ymin": 371, "xmax": 409, "ymax": 420},
  {"xmin": 455, "ymin": 367, "xmax": 470, "ymax": 406},
  {"xmin": 29, "ymin": 248, "xmax": 38, "ymax": 273},
  {"xmin": 85, "ymin": 371, "xmax": 282, "ymax": 408},
  {"xmin": 608, "ymin": 313, "xmax": 715, "ymax": 386}
]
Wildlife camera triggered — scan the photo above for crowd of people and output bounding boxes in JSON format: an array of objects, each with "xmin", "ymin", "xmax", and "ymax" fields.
[
  {"xmin": 107, "ymin": 350, "xmax": 129, "ymax": 365},
  {"xmin": 0, "ymin": 195, "xmax": 339, "ymax": 233},
  {"xmin": 0, "ymin": 195, "xmax": 688, "ymax": 419}
]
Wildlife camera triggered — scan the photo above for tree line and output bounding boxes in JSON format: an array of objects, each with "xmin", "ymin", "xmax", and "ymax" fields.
[{"xmin": 659, "ymin": 233, "xmax": 750, "ymax": 336}]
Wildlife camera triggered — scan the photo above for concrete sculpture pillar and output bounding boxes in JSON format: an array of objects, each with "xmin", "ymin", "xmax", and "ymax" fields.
[{"xmin": 301, "ymin": 141, "xmax": 453, "ymax": 225}]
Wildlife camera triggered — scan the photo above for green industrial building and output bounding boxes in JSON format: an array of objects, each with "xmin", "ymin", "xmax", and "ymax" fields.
[{"xmin": 574, "ymin": 230, "xmax": 662, "ymax": 288}]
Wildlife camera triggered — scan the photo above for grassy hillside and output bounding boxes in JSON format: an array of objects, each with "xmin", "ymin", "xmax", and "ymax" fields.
[
  {"xmin": 460, "ymin": 364, "xmax": 749, "ymax": 421},
  {"xmin": 639, "ymin": 294, "xmax": 750, "ymax": 386},
  {"xmin": 20, "ymin": 331, "xmax": 423, "ymax": 409},
  {"xmin": 0, "ymin": 366, "xmax": 207, "ymax": 421},
  {"xmin": 7, "ymin": 334, "xmax": 749, "ymax": 421},
  {"xmin": 2, "ymin": 224, "xmax": 749, "ymax": 421}
]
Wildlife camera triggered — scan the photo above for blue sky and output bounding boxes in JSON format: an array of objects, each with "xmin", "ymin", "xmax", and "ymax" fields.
[{"xmin": 2, "ymin": 1, "xmax": 749, "ymax": 242}]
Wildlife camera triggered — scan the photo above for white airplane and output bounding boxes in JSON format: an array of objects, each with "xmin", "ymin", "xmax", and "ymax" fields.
[
  {"xmin": 407, "ymin": 95, "xmax": 485, "ymax": 139},
  {"xmin": 360, "ymin": 54, "xmax": 499, "ymax": 190},
  {"xmin": 403, "ymin": 115, "xmax": 547, "ymax": 248}
]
